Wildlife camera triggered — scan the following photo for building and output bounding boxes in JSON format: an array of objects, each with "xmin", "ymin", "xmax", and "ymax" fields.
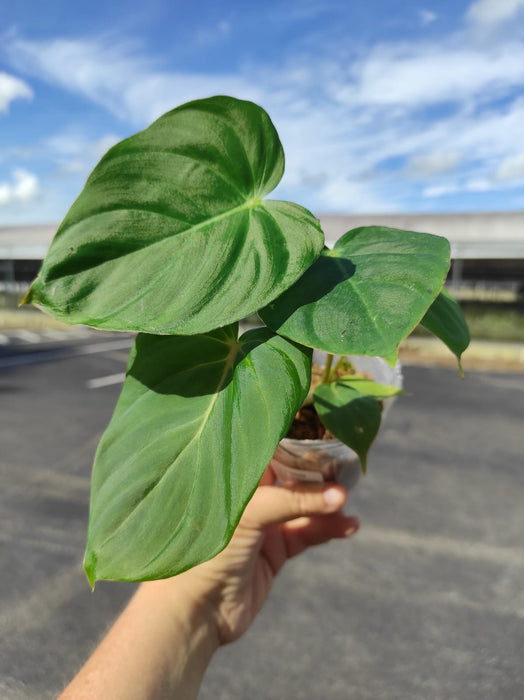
[{"xmin": 1, "ymin": 213, "xmax": 523, "ymax": 299}]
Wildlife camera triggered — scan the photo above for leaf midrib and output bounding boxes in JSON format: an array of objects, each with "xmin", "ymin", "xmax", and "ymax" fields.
[
  {"xmin": 62, "ymin": 196, "xmax": 262, "ymax": 267},
  {"xmin": 60, "ymin": 198, "xmax": 263, "ymax": 324},
  {"xmin": 95, "ymin": 343, "xmax": 239, "ymax": 557}
]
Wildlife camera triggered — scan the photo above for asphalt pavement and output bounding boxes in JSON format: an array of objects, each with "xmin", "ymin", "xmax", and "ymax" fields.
[{"xmin": 1, "ymin": 331, "xmax": 523, "ymax": 699}]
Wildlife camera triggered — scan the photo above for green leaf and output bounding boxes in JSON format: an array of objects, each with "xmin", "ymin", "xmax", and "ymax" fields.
[
  {"xmin": 260, "ymin": 226, "xmax": 451, "ymax": 363},
  {"xmin": 313, "ymin": 379, "xmax": 392, "ymax": 473},
  {"xmin": 84, "ymin": 324, "xmax": 311, "ymax": 583},
  {"xmin": 25, "ymin": 96, "xmax": 323, "ymax": 334},
  {"xmin": 335, "ymin": 376, "xmax": 405, "ymax": 399},
  {"xmin": 420, "ymin": 289, "xmax": 470, "ymax": 376}
]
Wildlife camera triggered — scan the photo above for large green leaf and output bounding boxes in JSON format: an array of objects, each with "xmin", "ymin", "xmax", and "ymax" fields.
[
  {"xmin": 260, "ymin": 226, "xmax": 451, "ymax": 363},
  {"xmin": 25, "ymin": 96, "xmax": 323, "ymax": 334},
  {"xmin": 84, "ymin": 324, "xmax": 311, "ymax": 584},
  {"xmin": 313, "ymin": 378, "xmax": 403, "ymax": 472},
  {"xmin": 420, "ymin": 289, "xmax": 470, "ymax": 375}
]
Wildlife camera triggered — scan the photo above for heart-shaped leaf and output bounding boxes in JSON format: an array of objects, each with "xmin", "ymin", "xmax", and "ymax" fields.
[
  {"xmin": 84, "ymin": 324, "xmax": 311, "ymax": 584},
  {"xmin": 260, "ymin": 226, "xmax": 451, "ymax": 363},
  {"xmin": 420, "ymin": 289, "xmax": 470, "ymax": 376},
  {"xmin": 313, "ymin": 377, "xmax": 403, "ymax": 472},
  {"xmin": 25, "ymin": 96, "xmax": 323, "ymax": 334}
]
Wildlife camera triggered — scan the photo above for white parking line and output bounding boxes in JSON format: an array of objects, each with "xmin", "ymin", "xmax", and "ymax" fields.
[
  {"xmin": 0, "ymin": 338, "xmax": 134, "ymax": 369},
  {"xmin": 79, "ymin": 339, "xmax": 134, "ymax": 355},
  {"xmin": 10, "ymin": 329, "xmax": 42, "ymax": 343},
  {"xmin": 40, "ymin": 329, "xmax": 70, "ymax": 341},
  {"xmin": 87, "ymin": 372, "xmax": 126, "ymax": 389}
]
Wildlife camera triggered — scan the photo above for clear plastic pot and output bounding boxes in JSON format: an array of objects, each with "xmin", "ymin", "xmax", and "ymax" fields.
[
  {"xmin": 270, "ymin": 355, "xmax": 403, "ymax": 488},
  {"xmin": 271, "ymin": 437, "xmax": 361, "ymax": 489}
]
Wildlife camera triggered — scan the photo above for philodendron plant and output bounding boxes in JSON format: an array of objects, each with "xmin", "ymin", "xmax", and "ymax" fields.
[{"xmin": 24, "ymin": 95, "xmax": 469, "ymax": 585}]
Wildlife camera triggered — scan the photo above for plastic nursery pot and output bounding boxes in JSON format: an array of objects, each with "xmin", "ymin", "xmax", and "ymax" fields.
[
  {"xmin": 270, "ymin": 355, "xmax": 403, "ymax": 490},
  {"xmin": 271, "ymin": 437, "xmax": 362, "ymax": 489}
]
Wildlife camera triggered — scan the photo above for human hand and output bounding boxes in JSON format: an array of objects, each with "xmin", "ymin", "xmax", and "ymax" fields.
[
  {"xmin": 59, "ymin": 469, "xmax": 359, "ymax": 700},
  {"xmin": 162, "ymin": 468, "xmax": 359, "ymax": 646}
]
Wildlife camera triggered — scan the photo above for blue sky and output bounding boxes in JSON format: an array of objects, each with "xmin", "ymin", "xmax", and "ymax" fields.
[{"xmin": 1, "ymin": 0, "xmax": 524, "ymax": 225}]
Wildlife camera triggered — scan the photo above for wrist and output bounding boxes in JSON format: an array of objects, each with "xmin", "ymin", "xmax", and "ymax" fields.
[{"xmin": 135, "ymin": 579, "xmax": 220, "ymax": 697}]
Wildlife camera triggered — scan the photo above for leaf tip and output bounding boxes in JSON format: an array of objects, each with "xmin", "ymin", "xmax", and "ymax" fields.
[
  {"xmin": 84, "ymin": 548, "xmax": 98, "ymax": 590},
  {"xmin": 384, "ymin": 350, "xmax": 398, "ymax": 368},
  {"xmin": 19, "ymin": 283, "xmax": 35, "ymax": 307}
]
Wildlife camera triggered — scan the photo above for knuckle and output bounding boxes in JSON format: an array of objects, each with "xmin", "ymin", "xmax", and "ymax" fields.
[{"xmin": 292, "ymin": 487, "xmax": 320, "ymax": 516}]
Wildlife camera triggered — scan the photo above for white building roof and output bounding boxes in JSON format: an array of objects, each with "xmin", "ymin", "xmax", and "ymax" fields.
[
  {"xmin": 319, "ymin": 212, "xmax": 524, "ymax": 258},
  {"xmin": 0, "ymin": 224, "xmax": 57, "ymax": 260},
  {"xmin": 1, "ymin": 211, "xmax": 523, "ymax": 260}
]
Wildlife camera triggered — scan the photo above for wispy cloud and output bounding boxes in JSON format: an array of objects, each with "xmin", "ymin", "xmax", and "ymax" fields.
[
  {"xmin": 0, "ymin": 169, "xmax": 39, "ymax": 206},
  {"xmin": 407, "ymin": 152, "xmax": 462, "ymax": 179},
  {"xmin": 45, "ymin": 130, "xmax": 121, "ymax": 176},
  {"xmin": 342, "ymin": 40, "xmax": 524, "ymax": 107},
  {"xmin": 2, "ymin": 0, "xmax": 524, "ymax": 215},
  {"xmin": 467, "ymin": 0, "xmax": 524, "ymax": 26},
  {"xmin": 0, "ymin": 71, "xmax": 33, "ymax": 113},
  {"xmin": 495, "ymin": 152, "xmax": 524, "ymax": 180},
  {"xmin": 3, "ymin": 33, "xmax": 262, "ymax": 126},
  {"xmin": 418, "ymin": 9, "xmax": 438, "ymax": 26},
  {"xmin": 194, "ymin": 20, "xmax": 231, "ymax": 47}
]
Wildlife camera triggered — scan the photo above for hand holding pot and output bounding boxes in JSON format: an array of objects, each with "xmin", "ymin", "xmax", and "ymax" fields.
[
  {"xmin": 59, "ymin": 469, "xmax": 359, "ymax": 700},
  {"xmin": 174, "ymin": 467, "xmax": 360, "ymax": 646}
]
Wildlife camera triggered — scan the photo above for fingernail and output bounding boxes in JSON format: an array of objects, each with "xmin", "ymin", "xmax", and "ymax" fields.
[
  {"xmin": 323, "ymin": 486, "xmax": 345, "ymax": 510},
  {"xmin": 344, "ymin": 520, "xmax": 360, "ymax": 536}
]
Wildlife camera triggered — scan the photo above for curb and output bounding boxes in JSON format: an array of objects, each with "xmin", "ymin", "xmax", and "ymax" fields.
[
  {"xmin": 400, "ymin": 337, "xmax": 524, "ymax": 373},
  {"xmin": 0, "ymin": 309, "xmax": 77, "ymax": 331},
  {"xmin": 3, "ymin": 310, "xmax": 523, "ymax": 373}
]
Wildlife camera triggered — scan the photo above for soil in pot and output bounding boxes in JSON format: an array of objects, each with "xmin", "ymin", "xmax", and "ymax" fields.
[
  {"xmin": 285, "ymin": 359, "xmax": 377, "ymax": 441},
  {"xmin": 271, "ymin": 360, "xmax": 365, "ymax": 488},
  {"xmin": 271, "ymin": 356, "xmax": 401, "ymax": 489}
]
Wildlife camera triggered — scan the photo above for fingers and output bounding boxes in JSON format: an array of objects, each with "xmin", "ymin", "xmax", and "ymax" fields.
[
  {"xmin": 258, "ymin": 466, "xmax": 277, "ymax": 487},
  {"xmin": 260, "ymin": 512, "xmax": 359, "ymax": 576},
  {"xmin": 243, "ymin": 482, "xmax": 348, "ymax": 530},
  {"xmin": 281, "ymin": 513, "xmax": 360, "ymax": 559}
]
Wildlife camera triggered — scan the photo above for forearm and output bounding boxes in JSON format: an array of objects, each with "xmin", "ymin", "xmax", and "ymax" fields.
[{"xmin": 59, "ymin": 579, "xmax": 219, "ymax": 700}]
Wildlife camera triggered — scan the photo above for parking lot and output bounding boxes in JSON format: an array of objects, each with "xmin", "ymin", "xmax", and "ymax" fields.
[{"xmin": 1, "ymin": 331, "xmax": 523, "ymax": 699}]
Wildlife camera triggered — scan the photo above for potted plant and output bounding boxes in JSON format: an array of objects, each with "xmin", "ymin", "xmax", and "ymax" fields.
[
  {"xmin": 23, "ymin": 95, "xmax": 469, "ymax": 585},
  {"xmin": 270, "ymin": 352, "xmax": 404, "ymax": 490}
]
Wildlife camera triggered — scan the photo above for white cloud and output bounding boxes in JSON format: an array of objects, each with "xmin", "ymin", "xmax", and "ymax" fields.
[
  {"xmin": 423, "ymin": 172, "xmax": 521, "ymax": 199},
  {"xmin": 467, "ymin": 0, "xmax": 524, "ymax": 26},
  {"xmin": 0, "ymin": 169, "xmax": 39, "ymax": 206},
  {"xmin": 465, "ymin": 178, "xmax": 494, "ymax": 192},
  {"xmin": 3, "ymin": 34, "xmax": 262, "ymax": 126},
  {"xmin": 422, "ymin": 184, "xmax": 458, "ymax": 198},
  {"xmin": 310, "ymin": 176, "xmax": 398, "ymax": 213},
  {"xmin": 3, "ymin": 4, "xmax": 524, "ymax": 216},
  {"xmin": 46, "ymin": 131, "xmax": 121, "ymax": 175},
  {"xmin": 407, "ymin": 152, "xmax": 461, "ymax": 179},
  {"xmin": 495, "ymin": 152, "xmax": 524, "ymax": 180},
  {"xmin": 394, "ymin": 97, "xmax": 524, "ymax": 199},
  {"xmin": 0, "ymin": 71, "xmax": 32, "ymax": 113},
  {"xmin": 419, "ymin": 9, "xmax": 438, "ymax": 26},
  {"xmin": 344, "ymin": 41, "xmax": 524, "ymax": 107}
]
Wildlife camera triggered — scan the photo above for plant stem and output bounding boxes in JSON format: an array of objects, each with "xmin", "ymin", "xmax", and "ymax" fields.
[
  {"xmin": 330, "ymin": 355, "xmax": 348, "ymax": 381},
  {"xmin": 321, "ymin": 354, "xmax": 334, "ymax": 383}
]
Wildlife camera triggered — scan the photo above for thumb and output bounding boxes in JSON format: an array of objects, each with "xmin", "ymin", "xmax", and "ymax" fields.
[{"xmin": 243, "ymin": 483, "xmax": 347, "ymax": 529}]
